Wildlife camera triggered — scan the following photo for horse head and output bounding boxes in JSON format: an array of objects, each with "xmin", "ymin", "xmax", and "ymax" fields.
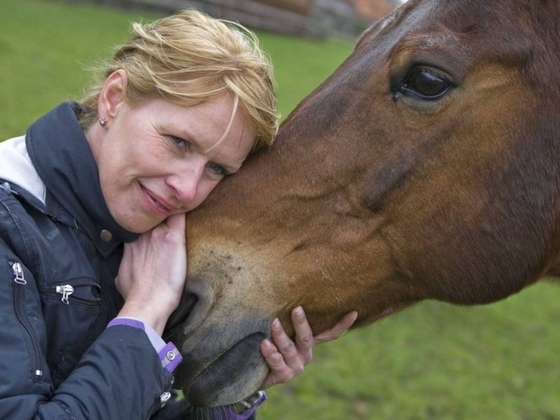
[{"xmin": 165, "ymin": 0, "xmax": 560, "ymax": 406}]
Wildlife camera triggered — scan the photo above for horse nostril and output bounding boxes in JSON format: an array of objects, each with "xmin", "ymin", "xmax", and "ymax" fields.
[{"xmin": 164, "ymin": 293, "xmax": 198, "ymax": 339}]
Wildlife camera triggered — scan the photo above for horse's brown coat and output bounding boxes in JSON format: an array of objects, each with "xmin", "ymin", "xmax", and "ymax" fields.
[{"xmin": 164, "ymin": 0, "xmax": 560, "ymax": 406}]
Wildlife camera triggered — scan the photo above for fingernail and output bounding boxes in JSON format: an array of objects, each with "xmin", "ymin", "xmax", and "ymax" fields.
[
  {"xmin": 294, "ymin": 306, "xmax": 305, "ymax": 318},
  {"xmin": 262, "ymin": 339, "xmax": 273, "ymax": 350},
  {"xmin": 272, "ymin": 318, "xmax": 282, "ymax": 331}
]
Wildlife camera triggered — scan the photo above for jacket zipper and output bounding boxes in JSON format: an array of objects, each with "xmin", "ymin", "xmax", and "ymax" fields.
[
  {"xmin": 55, "ymin": 284, "xmax": 74, "ymax": 304},
  {"xmin": 53, "ymin": 280, "xmax": 101, "ymax": 305},
  {"xmin": 9, "ymin": 260, "xmax": 44, "ymax": 380}
]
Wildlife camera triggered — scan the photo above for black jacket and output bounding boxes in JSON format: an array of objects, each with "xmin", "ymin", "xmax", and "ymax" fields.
[{"xmin": 0, "ymin": 103, "xmax": 178, "ymax": 419}]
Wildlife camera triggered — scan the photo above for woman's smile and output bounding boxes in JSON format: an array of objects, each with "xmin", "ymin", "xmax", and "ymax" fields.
[{"xmin": 140, "ymin": 184, "xmax": 175, "ymax": 216}]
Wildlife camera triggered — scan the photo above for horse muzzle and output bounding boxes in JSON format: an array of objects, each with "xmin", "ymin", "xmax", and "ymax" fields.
[{"xmin": 165, "ymin": 294, "xmax": 271, "ymax": 407}]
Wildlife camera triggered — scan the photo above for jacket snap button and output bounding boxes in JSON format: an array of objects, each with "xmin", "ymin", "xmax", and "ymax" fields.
[{"xmin": 100, "ymin": 229, "xmax": 113, "ymax": 242}]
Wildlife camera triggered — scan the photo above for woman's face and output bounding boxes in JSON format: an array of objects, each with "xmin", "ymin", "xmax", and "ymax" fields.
[{"xmin": 91, "ymin": 93, "xmax": 255, "ymax": 233}]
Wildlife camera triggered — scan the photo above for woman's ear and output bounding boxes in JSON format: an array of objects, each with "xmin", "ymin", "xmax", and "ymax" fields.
[{"xmin": 98, "ymin": 69, "xmax": 128, "ymax": 122}]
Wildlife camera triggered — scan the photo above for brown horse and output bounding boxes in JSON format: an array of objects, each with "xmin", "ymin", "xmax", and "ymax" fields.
[{"xmin": 164, "ymin": 0, "xmax": 560, "ymax": 407}]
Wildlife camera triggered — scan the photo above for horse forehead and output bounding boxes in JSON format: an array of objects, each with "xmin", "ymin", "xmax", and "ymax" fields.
[{"xmin": 363, "ymin": 0, "xmax": 550, "ymax": 57}]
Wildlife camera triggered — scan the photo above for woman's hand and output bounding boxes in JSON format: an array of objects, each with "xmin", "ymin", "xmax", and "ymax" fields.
[
  {"xmin": 260, "ymin": 307, "xmax": 358, "ymax": 389},
  {"xmin": 115, "ymin": 213, "xmax": 187, "ymax": 335}
]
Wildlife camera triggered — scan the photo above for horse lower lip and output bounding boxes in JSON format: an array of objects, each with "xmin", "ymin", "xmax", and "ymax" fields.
[{"xmin": 182, "ymin": 332, "xmax": 266, "ymax": 407}]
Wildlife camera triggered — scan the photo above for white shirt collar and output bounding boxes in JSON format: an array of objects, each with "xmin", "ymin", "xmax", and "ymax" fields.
[{"xmin": 0, "ymin": 135, "xmax": 47, "ymax": 203}]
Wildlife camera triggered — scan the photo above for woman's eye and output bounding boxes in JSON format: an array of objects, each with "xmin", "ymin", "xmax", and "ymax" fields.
[
  {"xmin": 170, "ymin": 136, "xmax": 188, "ymax": 149},
  {"xmin": 208, "ymin": 162, "xmax": 226, "ymax": 177},
  {"xmin": 400, "ymin": 68, "xmax": 451, "ymax": 99}
]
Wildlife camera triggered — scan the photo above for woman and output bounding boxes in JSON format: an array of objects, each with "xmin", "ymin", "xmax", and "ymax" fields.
[{"xmin": 0, "ymin": 9, "xmax": 356, "ymax": 419}]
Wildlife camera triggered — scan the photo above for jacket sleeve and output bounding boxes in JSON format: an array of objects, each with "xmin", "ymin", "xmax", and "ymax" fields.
[{"xmin": 0, "ymin": 238, "xmax": 176, "ymax": 420}]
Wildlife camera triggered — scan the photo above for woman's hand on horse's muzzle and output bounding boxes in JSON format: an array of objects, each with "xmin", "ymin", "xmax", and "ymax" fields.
[{"xmin": 259, "ymin": 307, "xmax": 358, "ymax": 389}]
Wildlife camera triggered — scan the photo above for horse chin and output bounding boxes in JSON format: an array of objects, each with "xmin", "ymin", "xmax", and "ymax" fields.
[{"xmin": 176, "ymin": 332, "xmax": 269, "ymax": 407}]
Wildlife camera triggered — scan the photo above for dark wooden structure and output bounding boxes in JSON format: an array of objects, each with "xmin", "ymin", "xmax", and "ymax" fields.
[{"xmin": 71, "ymin": 0, "xmax": 401, "ymax": 38}]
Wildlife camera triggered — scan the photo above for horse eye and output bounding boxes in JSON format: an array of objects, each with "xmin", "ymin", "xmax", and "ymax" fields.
[{"xmin": 401, "ymin": 68, "xmax": 451, "ymax": 99}]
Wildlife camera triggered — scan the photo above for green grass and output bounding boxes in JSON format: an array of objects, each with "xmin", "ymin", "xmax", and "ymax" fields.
[
  {"xmin": 0, "ymin": 0, "xmax": 351, "ymax": 137},
  {"xmin": 2, "ymin": 1, "xmax": 560, "ymax": 419},
  {"xmin": 261, "ymin": 282, "xmax": 560, "ymax": 419},
  {"xmin": 259, "ymin": 32, "xmax": 352, "ymax": 120}
]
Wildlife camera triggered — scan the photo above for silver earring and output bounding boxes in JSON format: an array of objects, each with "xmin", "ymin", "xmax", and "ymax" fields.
[{"xmin": 99, "ymin": 118, "xmax": 108, "ymax": 127}]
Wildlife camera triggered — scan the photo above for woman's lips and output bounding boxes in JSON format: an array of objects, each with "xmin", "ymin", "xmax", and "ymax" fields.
[{"xmin": 140, "ymin": 185, "xmax": 173, "ymax": 215}]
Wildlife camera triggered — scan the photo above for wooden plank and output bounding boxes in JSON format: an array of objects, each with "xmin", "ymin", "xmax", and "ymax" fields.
[
  {"xmin": 254, "ymin": 0, "xmax": 314, "ymax": 15},
  {"xmin": 98, "ymin": 0, "xmax": 326, "ymax": 37},
  {"xmin": 70, "ymin": 0, "xmax": 345, "ymax": 38}
]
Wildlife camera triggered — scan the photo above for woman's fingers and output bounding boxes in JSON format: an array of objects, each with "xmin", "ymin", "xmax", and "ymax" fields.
[
  {"xmin": 260, "ymin": 309, "xmax": 358, "ymax": 389},
  {"xmin": 314, "ymin": 311, "xmax": 358, "ymax": 344}
]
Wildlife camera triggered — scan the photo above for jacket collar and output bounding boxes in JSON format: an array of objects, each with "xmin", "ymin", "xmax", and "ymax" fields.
[{"xmin": 26, "ymin": 102, "xmax": 137, "ymax": 256}]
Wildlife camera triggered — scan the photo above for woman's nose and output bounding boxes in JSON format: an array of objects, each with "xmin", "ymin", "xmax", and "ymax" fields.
[{"xmin": 169, "ymin": 165, "xmax": 204, "ymax": 204}]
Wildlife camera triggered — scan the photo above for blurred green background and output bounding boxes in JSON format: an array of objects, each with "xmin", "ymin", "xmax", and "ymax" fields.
[{"xmin": 1, "ymin": 1, "xmax": 559, "ymax": 419}]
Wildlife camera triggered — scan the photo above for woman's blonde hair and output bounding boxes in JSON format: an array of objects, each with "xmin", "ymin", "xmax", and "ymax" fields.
[{"xmin": 80, "ymin": 9, "xmax": 278, "ymax": 149}]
